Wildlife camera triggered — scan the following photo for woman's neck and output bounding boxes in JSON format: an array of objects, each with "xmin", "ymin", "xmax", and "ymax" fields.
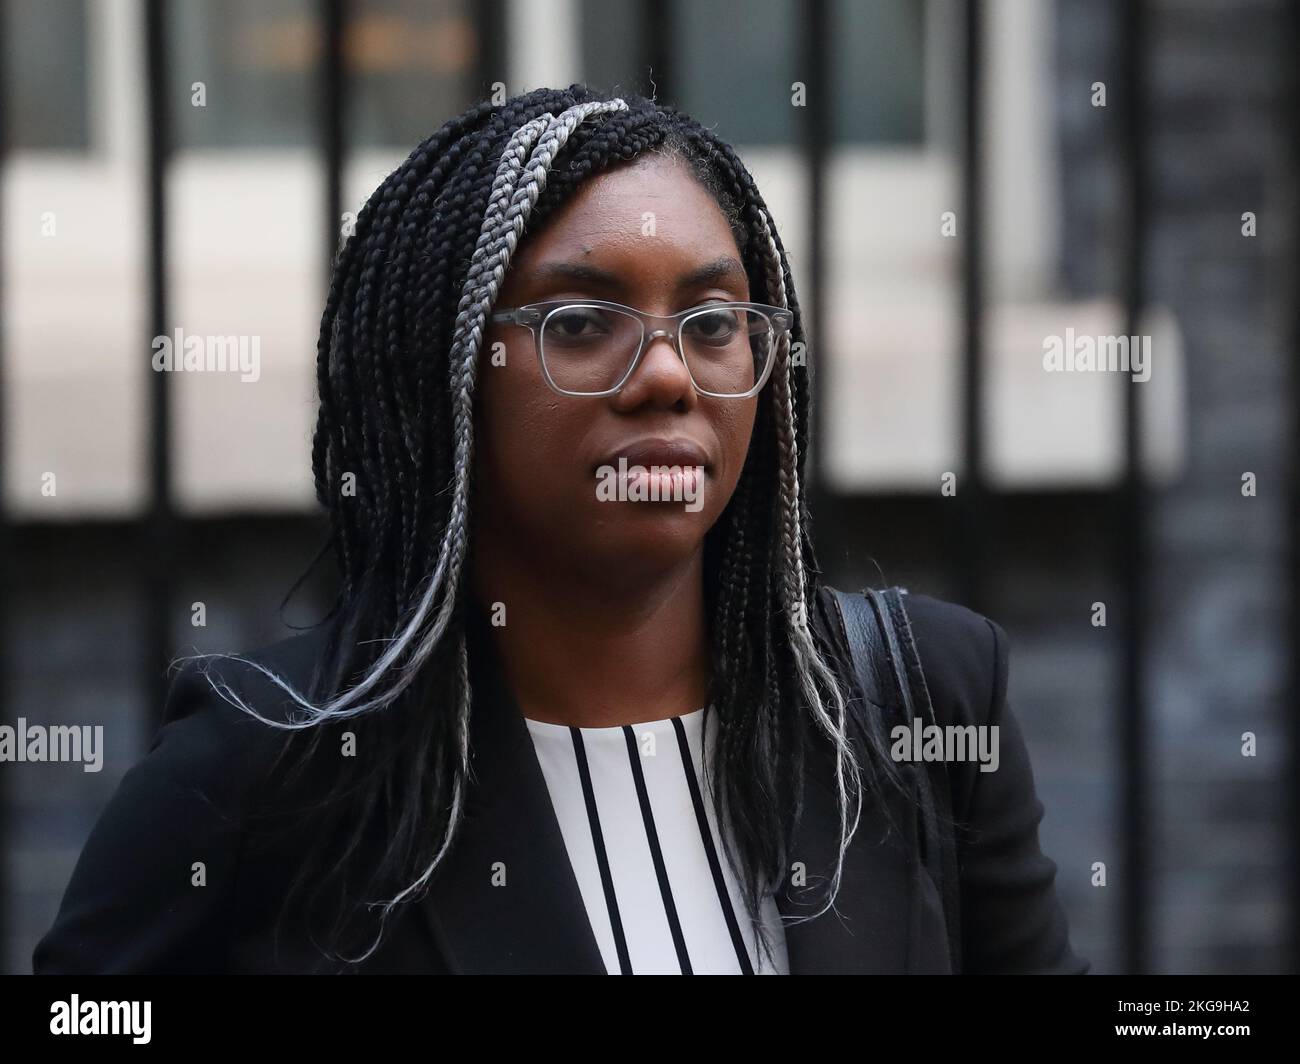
[{"xmin": 469, "ymin": 545, "xmax": 712, "ymax": 729}]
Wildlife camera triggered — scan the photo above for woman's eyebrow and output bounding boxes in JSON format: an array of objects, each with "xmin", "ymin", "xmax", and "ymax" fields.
[
  {"xmin": 526, "ymin": 256, "xmax": 748, "ymax": 292},
  {"xmin": 675, "ymin": 256, "xmax": 748, "ymax": 292},
  {"xmin": 529, "ymin": 261, "xmax": 623, "ymax": 289}
]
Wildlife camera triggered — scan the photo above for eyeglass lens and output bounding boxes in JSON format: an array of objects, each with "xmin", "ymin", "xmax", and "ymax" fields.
[{"xmin": 539, "ymin": 304, "xmax": 774, "ymax": 395}]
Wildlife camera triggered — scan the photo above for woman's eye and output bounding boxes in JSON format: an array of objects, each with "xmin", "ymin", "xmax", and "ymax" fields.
[
  {"xmin": 685, "ymin": 309, "xmax": 741, "ymax": 344},
  {"xmin": 545, "ymin": 308, "xmax": 607, "ymax": 339}
]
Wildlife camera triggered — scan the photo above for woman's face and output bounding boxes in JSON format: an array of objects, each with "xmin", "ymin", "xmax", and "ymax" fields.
[{"xmin": 475, "ymin": 153, "xmax": 759, "ymax": 586}]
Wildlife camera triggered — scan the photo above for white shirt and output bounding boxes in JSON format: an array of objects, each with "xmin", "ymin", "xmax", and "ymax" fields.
[{"xmin": 524, "ymin": 705, "xmax": 790, "ymax": 975}]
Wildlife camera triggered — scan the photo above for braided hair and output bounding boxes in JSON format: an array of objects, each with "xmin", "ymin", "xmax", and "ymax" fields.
[{"xmin": 199, "ymin": 84, "xmax": 914, "ymax": 970}]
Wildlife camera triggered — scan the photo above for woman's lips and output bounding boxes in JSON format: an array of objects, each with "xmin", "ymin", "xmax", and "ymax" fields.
[
  {"xmin": 595, "ymin": 462, "xmax": 706, "ymax": 512},
  {"xmin": 592, "ymin": 438, "xmax": 710, "ymax": 511},
  {"xmin": 596, "ymin": 437, "xmax": 710, "ymax": 471},
  {"xmin": 621, "ymin": 464, "xmax": 704, "ymax": 496}
]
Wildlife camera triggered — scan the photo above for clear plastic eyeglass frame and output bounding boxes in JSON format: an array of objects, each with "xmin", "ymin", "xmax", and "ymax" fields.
[{"xmin": 489, "ymin": 298, "xmax": 793, "ymax": 399}]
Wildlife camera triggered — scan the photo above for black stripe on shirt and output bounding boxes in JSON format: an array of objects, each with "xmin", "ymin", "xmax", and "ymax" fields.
[
  {"xmin": 623, "ymin": 724, "xmax": 693, "ymax": 974},
  {"xmin": 570, "ymin": 727, "xmax": 632, "ymax": 975},
  {"xmin": 672, "ymin": 713, "xmax": 755, "ymax": 974}
]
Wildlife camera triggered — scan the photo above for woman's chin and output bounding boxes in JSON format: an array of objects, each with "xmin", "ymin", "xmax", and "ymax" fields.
[{"xmin": 583, "ymin": 506, "xmax": 713, "ymax": 573}]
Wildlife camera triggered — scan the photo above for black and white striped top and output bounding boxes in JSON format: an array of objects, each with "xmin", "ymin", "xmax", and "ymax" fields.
[{"xmin": 524, "ymin": 705, "xmax": 789, "ymax": 975}]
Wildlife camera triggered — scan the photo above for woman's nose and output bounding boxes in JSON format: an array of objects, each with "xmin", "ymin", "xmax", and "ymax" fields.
[{"xmin": 611, "ymin": 332, "xmax": 698, "ymax": 411}]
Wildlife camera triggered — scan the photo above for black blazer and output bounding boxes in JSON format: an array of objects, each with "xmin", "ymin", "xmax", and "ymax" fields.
[{"xmin": 32, "ymin": 587, "xmax": 1089, "ymax": 975}]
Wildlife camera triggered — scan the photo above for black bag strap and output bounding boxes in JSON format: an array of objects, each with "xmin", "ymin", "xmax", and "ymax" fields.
[{"xmin": 829, "ymin": 585, "xmax": 964, "ymax": 973}]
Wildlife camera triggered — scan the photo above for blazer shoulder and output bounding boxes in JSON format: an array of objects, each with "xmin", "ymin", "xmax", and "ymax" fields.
[
  {"xmin": 897, "ymin": 591, "xmax": 1090, "ymax": 974},
  {"xmin": 32, "ymin": 623, "xmax": 335, "ymax": 974},
  {"xmin": 897, "ymin": 591, "xmax": 1008, "ymax": 733},
  {"xmin": 104, "ymin": 622, "xmax": 338, "ymax": 823},
  {"xmin": 165, "ymin": 621, "xmax": 336, "ymax": 732},
  {"xmin": 146, "ymin": 620, "xmax": 345, "ymax": 833},
  {"xmin": 139, "ymin": 623, "xmax": 337, "ymax": 795}
]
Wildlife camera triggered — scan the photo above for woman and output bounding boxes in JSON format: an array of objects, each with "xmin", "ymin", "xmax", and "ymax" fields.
[{"xmin": 33, "ymin": 85, "xmax": 1087, "ymax": 975}]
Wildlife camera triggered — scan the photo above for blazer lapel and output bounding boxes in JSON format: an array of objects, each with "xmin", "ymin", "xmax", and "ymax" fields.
[{"xmin": 418, "ymin": 604, "xmax": 607, "ymax": 974}]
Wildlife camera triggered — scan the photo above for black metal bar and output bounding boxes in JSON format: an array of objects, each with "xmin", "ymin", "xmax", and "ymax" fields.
[
  {"xmin": 321, "ymin": 0, "xmax": 345, "ymax": 282},
  {"xmin": 800, "ymin": 0, "xmax": 830, "ymax": 516},
  {"xmin": 641, "ymin": 0, "xmax": 672, "ymax": 102},
  {"xmin": 1288, "ymin": 0, "xmax": 1300, "ymax": 978},
  {"xmin": 143, "ymin": 0, "xmax": 175, "ymax": 738},
  {"xmin": 474, "ymin": 0, "xmax": 507, "ymax": 100},
  {"xmin": 955, "ymin": 0, "xmax": 987, "ymax": 616},
  {"xmin": 1117, "ymin": 0, "xmax": 1150, "ymax": 975},
  {"xmin": 0, "ymin": 0, "xmax": 11, "ymax": 964}
]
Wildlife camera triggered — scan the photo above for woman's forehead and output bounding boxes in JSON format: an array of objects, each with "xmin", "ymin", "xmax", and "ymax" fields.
[
  {"xmin": 527, "ymin": 155, "xmax": 738, "ymax": 250},
  {"xmin": 503, "ymin": 159, "xmax": 747, "ymax": 298}
]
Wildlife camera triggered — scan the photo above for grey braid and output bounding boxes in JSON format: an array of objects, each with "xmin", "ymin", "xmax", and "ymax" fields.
[
  {"xmin": 182, "ymin": 99, "xmax": 631, "ymax": 734},
  {"xmin": 753, "ymin": 206, "xmax": 864, "ymax": 924},
  {"xmin": 369, "ymin": 100, "xmax": 631, "ymax": 926},
  {"xmin": 172, "ymin": 101, "xmax": 630, "ymax": 958}
]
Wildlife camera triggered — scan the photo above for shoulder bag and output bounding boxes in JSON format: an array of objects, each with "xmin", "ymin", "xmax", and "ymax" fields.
[{"xmin": 828, "ymin": 585, "xmax": 964, "ymax": 973}]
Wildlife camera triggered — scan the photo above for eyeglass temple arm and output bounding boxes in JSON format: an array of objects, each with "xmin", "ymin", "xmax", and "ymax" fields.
[{"xmin": 490, "ymin": 307, "xmax": 544, "ymax": 325}]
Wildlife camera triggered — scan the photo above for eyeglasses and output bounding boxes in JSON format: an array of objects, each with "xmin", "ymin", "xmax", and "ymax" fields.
[{"xmin": 489, "ymin": 298, "xmax": 793, "ymax": 398}]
